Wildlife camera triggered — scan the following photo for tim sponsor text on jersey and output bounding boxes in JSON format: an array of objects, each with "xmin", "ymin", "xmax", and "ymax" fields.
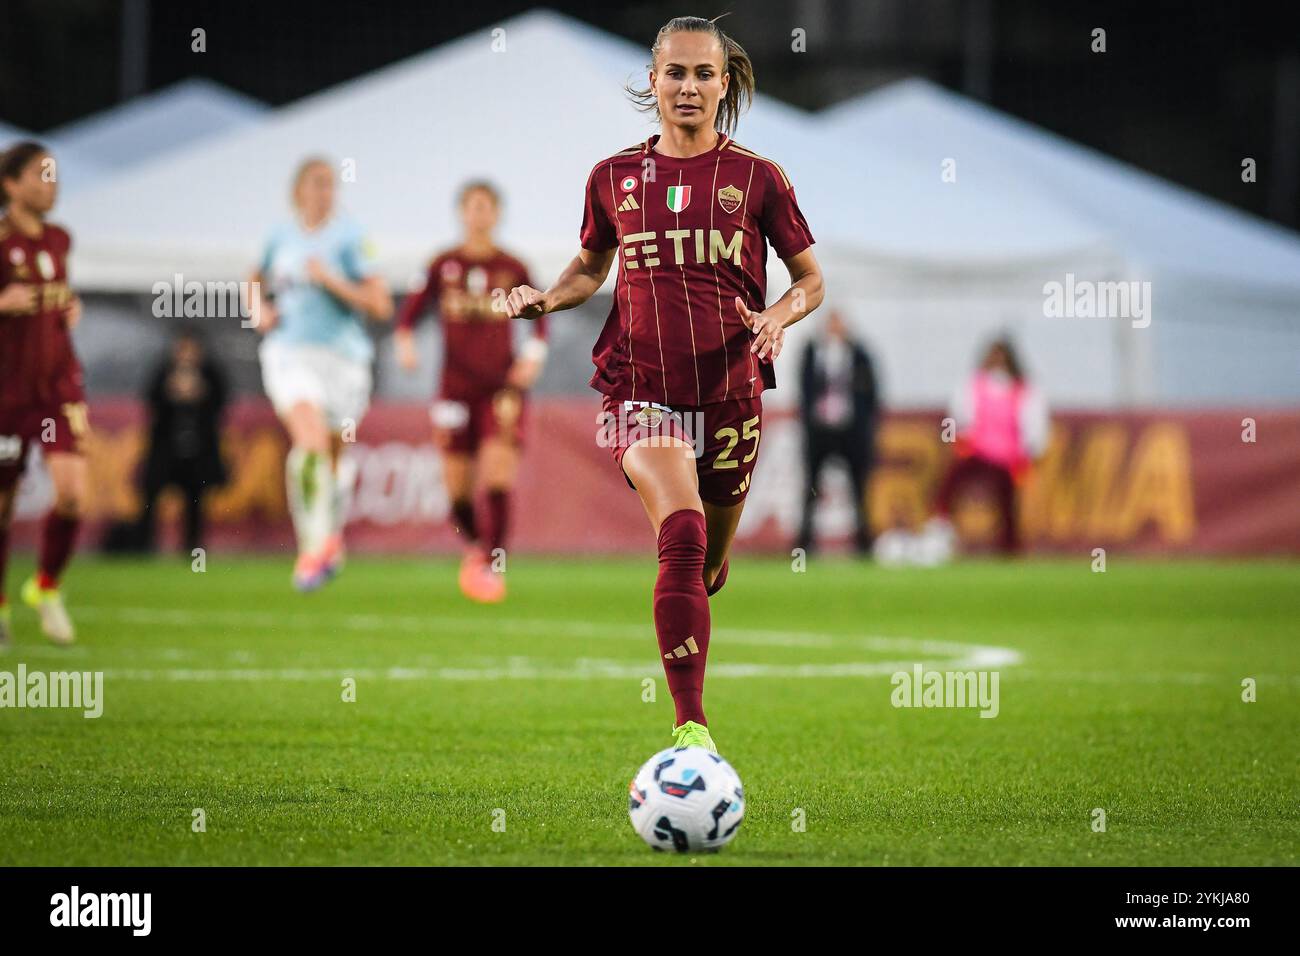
[{"xmin": 620, "ymin": 228, "xmax": 744, "ymax": 269}]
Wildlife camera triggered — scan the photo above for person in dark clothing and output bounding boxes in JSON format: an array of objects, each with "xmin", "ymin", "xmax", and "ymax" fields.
[
  {"xmin": 135, "ymin": 331, "xmax": 229, "ymax": 553},
  {"xmin": 796, "ymin": 310, "xmax": 880, "ymax": 555}
]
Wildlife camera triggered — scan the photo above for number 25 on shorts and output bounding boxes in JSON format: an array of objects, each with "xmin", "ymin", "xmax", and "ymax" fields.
[{"xmin": 713, "ymin": 415, "xmax": 760, "ymax": 470}]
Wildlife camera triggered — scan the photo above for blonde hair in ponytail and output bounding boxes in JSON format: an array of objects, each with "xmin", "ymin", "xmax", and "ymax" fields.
[{"xmin": 626, "ymin": 16, "xmax": 755, "ymax": 137}]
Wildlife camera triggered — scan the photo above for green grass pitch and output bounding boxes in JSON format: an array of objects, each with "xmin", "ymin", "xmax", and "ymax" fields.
[{"xmin": 0, "ymin": 554, "xmax": 1296, "ymax": 866}]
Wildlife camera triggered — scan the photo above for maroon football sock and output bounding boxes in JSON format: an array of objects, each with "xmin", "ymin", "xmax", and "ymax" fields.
[
  {"xmin": 654, "ymin": 509, "xmax": 711, "ymax": 727},
  {"xmin": 450, "ymin": 497, "xmax": 478, "ymax": 544},
  {"xmin": 484, "ymin": 489, "xmax": 510, "ymax": 555},
  {"xmin": 705, "ymin": 558, "xmax": 729, "ymax": 596},
  {"xmin": 38, "ymin": 511, "xmax": 80, "ymax": 588}
]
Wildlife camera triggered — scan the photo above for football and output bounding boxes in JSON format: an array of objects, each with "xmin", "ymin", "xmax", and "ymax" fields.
[{"xmin": 628, "ymin": 746, "xmax": 745, "ymax": 852}]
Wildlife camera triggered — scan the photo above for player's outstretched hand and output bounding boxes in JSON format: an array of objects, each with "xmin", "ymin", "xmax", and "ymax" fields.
[
  {"xmin": 505, "ymin": 285, "xmax": 547, "ymax": 320},
  {"xmin": 736, "ymin": 297, "xmax": 785, "ymax": 360}
]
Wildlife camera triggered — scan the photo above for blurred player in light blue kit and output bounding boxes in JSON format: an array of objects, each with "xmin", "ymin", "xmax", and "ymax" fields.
[{"xmin": 248, "ymin": 157, "xmax": 393, "ymax": 591}]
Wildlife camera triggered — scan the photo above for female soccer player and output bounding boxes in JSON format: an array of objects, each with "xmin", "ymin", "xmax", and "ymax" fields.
[
  {"xmin": 924, "ymin": 338, "xmax": 1049, "ymax": 558},
  {"xmin": 249, "ymin": 157, "xmax": 393, "ymax": 591},
  {"xmin": 0, "ymin": 142, "xmax": 88, "ymax": 645},
  {"xmin": 505, "ymin": 17, "xmax": 824, "ymax": 751},
  {"xmin": 395, "ymin": 182, "xmax": 548, "ymax": 603}
]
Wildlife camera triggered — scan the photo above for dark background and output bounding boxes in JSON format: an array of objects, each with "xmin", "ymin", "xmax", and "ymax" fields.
[{"xmin": 2, "ymin": 0, "xmax": 1298, "ymax": 227}]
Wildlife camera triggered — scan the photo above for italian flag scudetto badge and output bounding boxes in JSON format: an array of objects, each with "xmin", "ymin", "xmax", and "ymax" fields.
[{"xmin": 665, "ymin": 185, "xmax": 692, "ymax": 213}]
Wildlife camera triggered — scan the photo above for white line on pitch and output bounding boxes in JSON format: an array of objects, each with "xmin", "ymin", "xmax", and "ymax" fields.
[
  {"xmin": 64, "ymin": 605, "xmax": 1020, "ymax": 663},
  {"xmin": 92, "ymin": 657, "xmax": 975, "ymax": 683}
]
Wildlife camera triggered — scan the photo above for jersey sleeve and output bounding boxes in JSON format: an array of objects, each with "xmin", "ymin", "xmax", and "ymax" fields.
[
  {"xmin": 579, "ymin": 163, "xmax": 618, "ymax": 253},
  {"xmin": 758, "ymin": 163, "xmax": 814, "ymax": 260},
  {"xmin": 397, "ymin": 256, "xmax": 440, "ymax": 331}
]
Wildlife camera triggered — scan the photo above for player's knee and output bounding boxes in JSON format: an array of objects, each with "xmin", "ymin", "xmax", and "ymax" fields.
[
  {"xmin": 657, "ymin": 509, "xmax": 707, "ymax": 570},
  {"xmin": 287, "ymin": 402, "xmax": 329, "ymax": 453},
  {"xmin": 52, "ymin": 488, "xmax": 86, "ymax": 518}
]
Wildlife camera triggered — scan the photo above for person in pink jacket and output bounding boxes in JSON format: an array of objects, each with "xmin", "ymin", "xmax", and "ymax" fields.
[{"xmin": 929, "ymin": 337, "xmax": 1049, "ymax": 555}]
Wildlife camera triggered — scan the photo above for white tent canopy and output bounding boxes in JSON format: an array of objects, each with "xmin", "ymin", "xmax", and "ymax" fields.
[
  {"xmin": 800, "ymin": 123, "xmax": 1112, "ymax": 266},
  {"xmin": 61, "ymin": 11, "xmax": 821, "ymax": 294},
  {"xmin": 48, "ymin": 79, "xmax": 267, "ymax": 181},
  {"xmin": 58, "ymin": 12, "xmax": 1140, "ymax": 407},
  {"xmin": 58, "ymin": 19, "xmax": 1299, "ymax": 408},
  {"xmin": 825, "ymin": 79, "xmax": 1300, "ymax": 292},
  {"xmin": 795, "ymin": 81, "xmax": 1139, "ymax": 409},
  {"xmin": 823, "ymin": 80, "xmax": 1300, "ymax": 406}
]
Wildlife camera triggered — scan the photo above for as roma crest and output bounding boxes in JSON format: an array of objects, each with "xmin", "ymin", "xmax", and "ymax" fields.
[
  {"xmin": 717, "ymin": 184, "xmax": 743, "ymax": 214},
  {"xmin": 634, "ymin": 406, "xmax": 663, "ymax": 427}
]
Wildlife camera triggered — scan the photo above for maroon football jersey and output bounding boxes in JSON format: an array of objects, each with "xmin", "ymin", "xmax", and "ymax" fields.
[
  {"xmin": 580, "ymin": 133, "xmax": 814, "ymax": 407},
  {"xmin": 397, "ymin": 247, "xmax": 547, "ymax": 400},
  {"xmin": 0, "ymin": 217, "xmax": 83, "ymax": 411}
]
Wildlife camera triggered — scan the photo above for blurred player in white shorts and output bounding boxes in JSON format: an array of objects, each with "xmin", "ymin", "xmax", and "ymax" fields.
[{"xmin": 249, "ymin": 157, "xmax": 393, "ymax": 591}]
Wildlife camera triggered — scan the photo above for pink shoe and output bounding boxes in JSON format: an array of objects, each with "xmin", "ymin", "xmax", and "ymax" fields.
[
  {"xmin": 458, "ymin": 549, "xmax": 505, "ymax": 604},
  {"xmin": 293, "ymin": 551, "xmax": 330, "ymax": 593},
  {"xmin": 458, "ymin": 548, "xmax": 484, "ymax": 595},
  {"xmin": 319, "ymin": 533, "xmax": 346, "ymax": 580}
]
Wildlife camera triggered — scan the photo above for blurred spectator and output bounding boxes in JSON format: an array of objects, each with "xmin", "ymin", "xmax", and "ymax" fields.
[
  {"xmin": 134, "ymin": 331, "xmax": 229, "ymax": 553},
  {"xmin": 926, "ymin": 337, "xmax": 1049, "ymax": 556},
  {"xmin": 796, "ymin": 310, "xmax": 879, "ymax": 555}
]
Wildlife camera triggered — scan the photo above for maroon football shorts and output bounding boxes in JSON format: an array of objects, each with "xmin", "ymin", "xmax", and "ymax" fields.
[
  {"xmin": 431, "ymin": 388, "xmax": 527, "ymax": 456},
  {"xmin": 0, "ymin": 400, "xmax": 91, "ymax": 490},
  {"xmin": 599, "ymin": 394, "xmax": 764, "ymax": 506}
]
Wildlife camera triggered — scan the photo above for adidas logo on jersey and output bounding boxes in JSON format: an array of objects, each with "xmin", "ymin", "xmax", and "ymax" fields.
[
  {"xmin": 732, "ymin": 474, "xmax": 752, "ymax": 496},
  {"xmin": 617, "ymin": 195, "xmax": 640, "ymax": 213},
  {"xmin": 664, "ymin": 636, "xmax": 700, "ymax": 659}
]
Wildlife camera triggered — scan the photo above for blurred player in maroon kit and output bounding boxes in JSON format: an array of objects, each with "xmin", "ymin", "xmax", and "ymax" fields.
[
  {"xmin": 0, "ymin": 142, "xmax": 89, "ymax": 646},
  {"xmin": 395, "ymin": 182, "xmax": 548, "ymax": 603},
  {"xmin": 505, "ymin": 18, "xmax": 824, "ymax": 751}
]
